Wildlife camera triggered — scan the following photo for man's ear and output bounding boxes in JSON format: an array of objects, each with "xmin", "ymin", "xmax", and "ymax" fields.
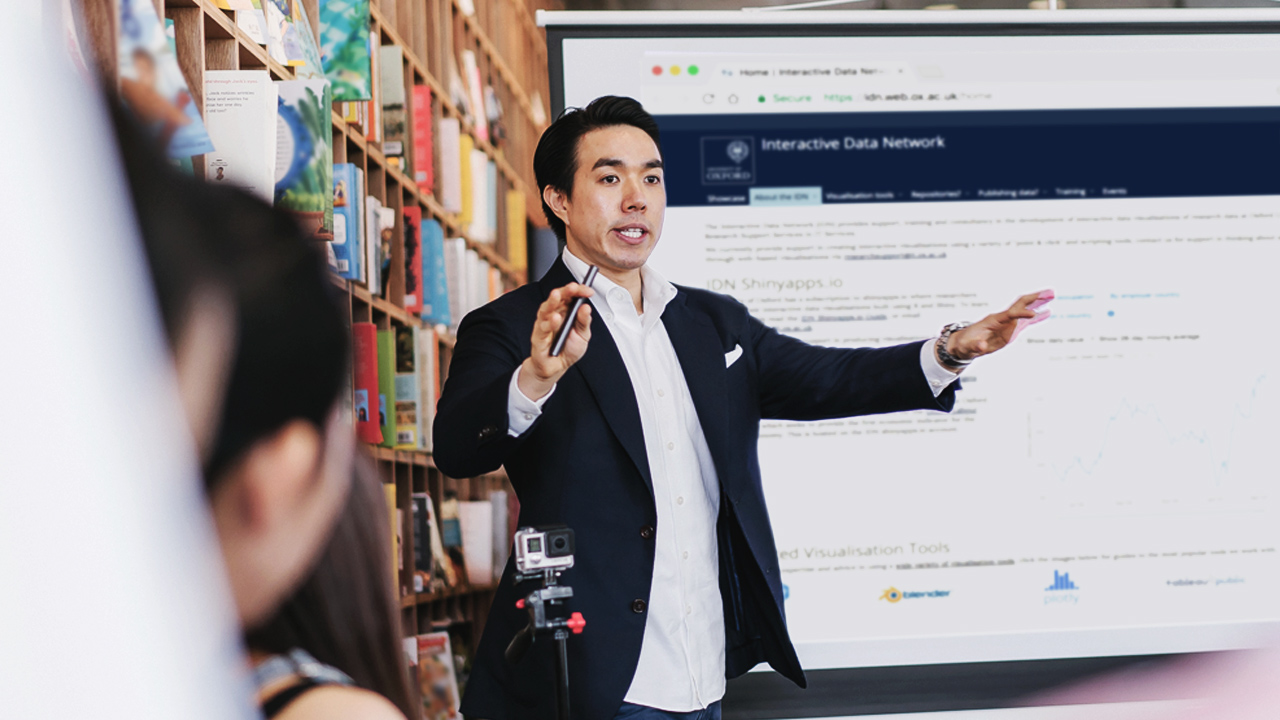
[
  {"xmin": 238, "ymin": 420, "xmax": 323, "ymax": 532},
  {"xmin": 543, "ymin": 184, "xmax": 570, "ymax": 229}
]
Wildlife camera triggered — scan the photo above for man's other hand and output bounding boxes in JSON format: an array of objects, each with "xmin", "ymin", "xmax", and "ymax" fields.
[
  {"xmin": 519, "ymin": 283, "xmax": 594, "ymax": 400},
  {"xmin": 947, "ymin": 289, "xmax": 1053, "ymax": 362}
]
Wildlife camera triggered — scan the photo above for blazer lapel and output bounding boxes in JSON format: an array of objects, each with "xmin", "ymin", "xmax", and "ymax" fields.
[
  {"xmin": 539, "ymin": 259, "xmax": 654, "ymax": 495},
  {"xmin": 661, "ymin": 291, "xmax": 732, "ymax": 487}
]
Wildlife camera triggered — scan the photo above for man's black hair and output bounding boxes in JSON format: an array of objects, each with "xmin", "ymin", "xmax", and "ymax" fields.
[{"xmin": 532, "ymin": 95, "xmax": 662, "ymax": 242}]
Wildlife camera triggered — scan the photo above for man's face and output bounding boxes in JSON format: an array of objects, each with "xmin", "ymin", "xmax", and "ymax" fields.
[{"xmin": 551, "ymin": 125, "xmax": 665, "ymax": 278}]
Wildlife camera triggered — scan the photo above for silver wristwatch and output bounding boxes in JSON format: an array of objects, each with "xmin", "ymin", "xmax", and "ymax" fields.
[{"xmin": 936, "ymin": 322, "xmax": 972, "ymax": 369}]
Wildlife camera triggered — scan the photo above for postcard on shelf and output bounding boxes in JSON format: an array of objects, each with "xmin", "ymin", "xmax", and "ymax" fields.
[
  {"xmin": 274, "ymin": 79, "xmax": 334, "ymax": 240},
  {"xmin": 319, "ymin": 0, "xmax": 371, "ymax": 101},
  {"xmin": 438, "ymin": 118, "xmax": 463, "ymax": 214},
  {"xmin": 380, "ymin": 45, "xmax": 407, "ymax": 164},
  {"xmin": 204, "ymin": 71, "xmax": 277, "ymax": 202},
  {"xmin": 416, "ymin": 632, "xmax": 460, "ymax": 720},
  {"xmin": 117, "ymin": 0, "xmax": 215, "ymax": 159}
]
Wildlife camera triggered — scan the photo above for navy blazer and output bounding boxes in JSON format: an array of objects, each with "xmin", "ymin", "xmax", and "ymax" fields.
[{"xmin": 434, "ymin": 259, "xmax": 958, "ymax": 720}]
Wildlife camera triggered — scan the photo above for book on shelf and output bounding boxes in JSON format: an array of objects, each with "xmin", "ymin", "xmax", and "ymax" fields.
[
  {"xmin": 331, "ymin": 163, "xmax": 364, "ymax": 280},
  {"xmin": 393, "ymin": 325, "xmax": 421, "ymax": 450},
  {"xmin": 483, "ymin": 84, "xmax": 503, "ymax": 147},
  {"xmin": 459, "ymin": 50, "xmax": 487, "ymax": 143},
  {"xmin": 416, "ymin": 324, "xmax": 439, "ymax": 453},
  {"xmin": 416, "ymin": 632, "xmax": 461, "ymax": 720},
  {"xmin": 411, "ymin": 85, "xmax": 434, "ymax": 193},
  {"xmin": 383, "ymin": 482, "xmax": 399, "ymax": 591},
  {"xmin": 485, "ymin": 160, "xmax": 498, "ymax": 244},
  {"xmin": 488, "ymin": 266, "xmax": 502, "ymax": 304},
  {"xmin": 458, "ymin": 133, "xmax": 474, "ymax": 228},
  {"xmin": 363, "ymin": 195, "xmax": 382, "ymax": 292},
  {"xmin": 274, "ymin": 78, "xmax": 334, "ymax": 241},
  {"xmin": 228, "ymin": 1, "xmax": 275, "ymax": 60},
  {"xmin": 263, "ymin": 0, "xmax": 306, "ymax": 67},
  {"xmin": 411, "ymin": 491, "xmax": 454, "ymax": 591},
  {"xmin": 438, "ymin": 495, "xmax": 467, "ymax": 582},
  {"xmin": 379, "ymin": 44, "xmax": 407, "ymax": 166},
  {"xmin": 319, "ymin": 0, "xmax": 371, "ymax": 102},
  {"xmin": 376, "ymin": 329, "xmax": 397, "ymax": 448},
  {"xmin": 488, "ymin": 489, "xmax": 510, "ymax": 584},
  {"xmin": 457, "ymin": 500, "xmax": 493, "ymax": 587},
  {"xmin": 352, "ymin": 322, "xmax": 382, "ymax": 444},
  {"xmin": 118, "ymin": 0, "xmax": 215, "ymax": 159},
  {"xmin": 466, "ymin": 149, "xmax": 490, "ymax": 243},
  {"xmin": 203, "ymin": 70, "xmax": 276, "ymax": 202},
  {"xmin": 420, "ymin": 219, "xmax": 452, "ymax": 328},
  {"xmin": 505, "ymin": 189, "xmax": 527, "ymax": 271},
  {"xmin": 340, "ymin": 100, "xmax": 365, "ymax": 133},
  {"xmin": 466, "ymin": 248, "xmax": 486, "ymax": 313},
  {"xmin": 365, "ymin": 30, "xmax": 381, "ymax": 143},
  {"xmin": 442, "ymin": 237, "xmax": 467, "ymax": 330},
  {"xmin": 403, "ymin": 637, "xmax": 418, "ymax": 681},
  {"xmin": 437, "ymin": 118, "xmax": 463, "ymax": 214},
  {"xmin": 402, "ymin": 206, "xmax": 423, "ymax": 314},
  {"xmin": 376, "ymin": 205, "xmax": 396, "ymax": 298}
]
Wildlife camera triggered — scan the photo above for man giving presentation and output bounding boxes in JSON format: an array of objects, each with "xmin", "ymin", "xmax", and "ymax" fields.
[{"xmin": 434, "ymin": 95, "xmax": 1050, "ymax": 720}]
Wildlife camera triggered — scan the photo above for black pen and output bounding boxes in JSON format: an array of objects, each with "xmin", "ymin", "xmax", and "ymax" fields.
[{"xmin": 550, "ymin": 265, "xmax": 598, "ymax": 357}]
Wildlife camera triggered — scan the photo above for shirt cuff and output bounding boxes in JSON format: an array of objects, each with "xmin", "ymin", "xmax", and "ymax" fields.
[
  {"xmin": 919, "ymin": 338, "xmax": 961, "ymax": 398},
  {"xmin": 508, "ymin": 366, "xmax": 556, "ymax": 437}
]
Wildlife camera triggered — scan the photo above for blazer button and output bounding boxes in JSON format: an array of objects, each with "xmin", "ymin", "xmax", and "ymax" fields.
[
  {"xmin": 639, "ymin": 525, "xmax": 654, "ymax": 539},
  {"xmin": 631, "ymin": 599, "xmax": 647, "ymax": 614},
  {"xmin": 477, "ymin": 425, "xmax": 499, "ymax": 441}
]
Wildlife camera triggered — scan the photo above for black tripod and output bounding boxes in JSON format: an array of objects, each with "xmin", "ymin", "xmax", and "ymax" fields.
[{"xmin": 504, "ymin": 567, "xmax": 586, "ymax": 720}]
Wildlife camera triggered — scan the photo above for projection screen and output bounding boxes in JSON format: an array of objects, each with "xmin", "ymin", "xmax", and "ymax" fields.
[{"xmin": 543, "ymin": 8, "xmax": 1280, "ymax": 714}]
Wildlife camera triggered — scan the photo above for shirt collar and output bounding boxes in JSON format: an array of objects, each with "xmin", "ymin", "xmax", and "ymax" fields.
[{"xmin": 561, "ymin": 247, "xmax": 678, "ymax": 318}]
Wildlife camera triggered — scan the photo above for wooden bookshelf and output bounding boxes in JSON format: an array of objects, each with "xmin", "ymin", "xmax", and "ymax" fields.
[{"xmin": 80, "ymin": 0, "xmax": 561, "ymax": 670}]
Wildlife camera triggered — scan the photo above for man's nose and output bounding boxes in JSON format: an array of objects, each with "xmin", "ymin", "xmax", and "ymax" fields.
[{"xmin": 621, "ymin": 178, "xmax": 647, "ymax": 213}]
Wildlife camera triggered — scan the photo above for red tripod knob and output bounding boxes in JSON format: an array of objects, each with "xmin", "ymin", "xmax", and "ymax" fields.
[
  {"xmin": 515, "ymin": 599, "xmax": 525, "ymax": 609},
  {"xmin": 567, "ymin": 612, "xmax": 586, "ymax": 634}
]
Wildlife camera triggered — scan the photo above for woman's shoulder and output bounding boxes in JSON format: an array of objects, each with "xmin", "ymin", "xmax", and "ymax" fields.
[{"xmin": 274, "ymin": 684, "xmax": 408, "ymax": 720}]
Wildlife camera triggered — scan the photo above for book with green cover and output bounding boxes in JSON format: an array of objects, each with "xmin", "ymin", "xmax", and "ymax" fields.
[
  {"xmin": 320, "ymin": 0, "xmax": 371, "ymax": 101},
  {"xmin": 377, "ymin": 329, "xmax": 397, "ymax": 448},
  {"xmin": 393, "ymin": 325, "xmax": 422, "ymax": 450},
  {"xmin": 274, "ymin": 79, "xmax": 333, "ymax": 240}
]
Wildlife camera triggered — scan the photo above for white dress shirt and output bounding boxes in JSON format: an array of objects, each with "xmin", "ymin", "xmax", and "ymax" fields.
[{"xmin": 506, "ymin": 248, "xmax": 960, "ymax": 711}]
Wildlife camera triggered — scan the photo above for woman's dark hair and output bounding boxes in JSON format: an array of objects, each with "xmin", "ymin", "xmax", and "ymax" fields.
[
  {"xmin": 199, "ymin": 198, "xmax": 349, "ymax": 484},
  {"xmin": 246, "ymin": 458, "xmax": 418, "ymax": 720},
  {"xmin": 532, "ymin": 95, "xmax": 662, "ymax": 241},
  {"xmin": 109, "ymin": 99, "xmax": 350, "ymax": 487}
]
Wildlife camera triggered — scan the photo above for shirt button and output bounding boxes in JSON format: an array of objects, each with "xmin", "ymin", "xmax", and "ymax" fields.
[
  {"xmin": 606, "ymin": 313, "xmax": 615, "ymax": 321},
  {"xmin": 524, "ymin": 413, "xmax": 533, "ymax": 421},
  {"xmin": 686, "ymin": 605, "xmax": 692, "ymax": 615},
  {"xmin": 657, "ymin": 389, "xmax": 665, "ymax": 397},
  {"xmin": 667, "ymin": 442, "xmax": 674, "ymax": 451},
  {"xmin": 677, "ymin": 496, "xmax": 684, "ymax": 506},
  {"xmin": 682, "ymin": 551, "xmax": 689, "ymax": 560},
  {"xmin": 640, "ymin": 525, "xmax": 655, "ymax": 539},
  {"xmin": 632, "ymin": 599, "xmax": 647, "ymax": 613}
]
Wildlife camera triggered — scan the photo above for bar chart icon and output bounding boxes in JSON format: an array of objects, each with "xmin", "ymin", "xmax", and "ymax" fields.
[{"xmin": 1046, "ymin": 571, "xmax": 1078, "ymax": 591}]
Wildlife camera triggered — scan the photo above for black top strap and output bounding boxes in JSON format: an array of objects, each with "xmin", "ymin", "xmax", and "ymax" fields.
[{"xmin": 262, "ymin": 678, "xmax": 322, "ymax": 719}]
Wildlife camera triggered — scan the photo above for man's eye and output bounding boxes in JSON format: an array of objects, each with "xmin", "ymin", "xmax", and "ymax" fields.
[
  {"xmin": 601, "ymin": 175, "xmax": 618, "ymax": 184},
  {"xmin": 645, "ymin": 175, "xmax": 662, "ymax": 184}
]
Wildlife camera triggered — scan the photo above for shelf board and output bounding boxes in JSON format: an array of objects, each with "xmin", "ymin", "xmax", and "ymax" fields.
[{"xmin": 400, "ymin": 582, "xmax": 499, "ymax": 608}]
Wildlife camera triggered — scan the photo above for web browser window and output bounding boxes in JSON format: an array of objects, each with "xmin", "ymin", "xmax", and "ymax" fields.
[{"xmin": 558, "ymin": 27, "xmax": 1280, "ymax": 673}]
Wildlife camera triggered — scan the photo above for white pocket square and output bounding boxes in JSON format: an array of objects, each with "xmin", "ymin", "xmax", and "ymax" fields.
[{"xmin": 724, "ymin": 344, "xmax": 743, "ymax": 368}]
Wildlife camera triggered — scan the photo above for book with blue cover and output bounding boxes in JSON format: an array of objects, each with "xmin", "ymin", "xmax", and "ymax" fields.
[
  {"xmin": 420, "ymin": 219, "xmax": 452, "ymax": 327},
  {"xmin": 331, "ymin": 163, "xmax": 363, "ymax": 280}
]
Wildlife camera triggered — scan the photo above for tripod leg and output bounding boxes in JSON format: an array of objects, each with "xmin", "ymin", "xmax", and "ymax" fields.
[{"xmin": 554, "ymin": 628, "xmax": 570, "ymax": 720}]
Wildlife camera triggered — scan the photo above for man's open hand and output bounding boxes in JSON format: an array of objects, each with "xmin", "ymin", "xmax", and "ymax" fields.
[
  {"xmin": 518, "ymin": 283, "xmax": 594, "ymax": 400},
  {"xmin": 946, "ymin": 289, "xmax": 1053, "ymax": 363}
]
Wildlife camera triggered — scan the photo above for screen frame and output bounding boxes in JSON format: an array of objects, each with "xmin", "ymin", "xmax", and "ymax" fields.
[{"xmin": 541, "ymin": 11, "xmax": 1280, "ymax": 716}]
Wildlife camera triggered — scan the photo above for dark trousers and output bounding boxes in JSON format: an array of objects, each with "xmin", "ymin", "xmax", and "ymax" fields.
[{"xmin": 614, "ymin": 701, "xmax": 722, "ymax": 720}]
